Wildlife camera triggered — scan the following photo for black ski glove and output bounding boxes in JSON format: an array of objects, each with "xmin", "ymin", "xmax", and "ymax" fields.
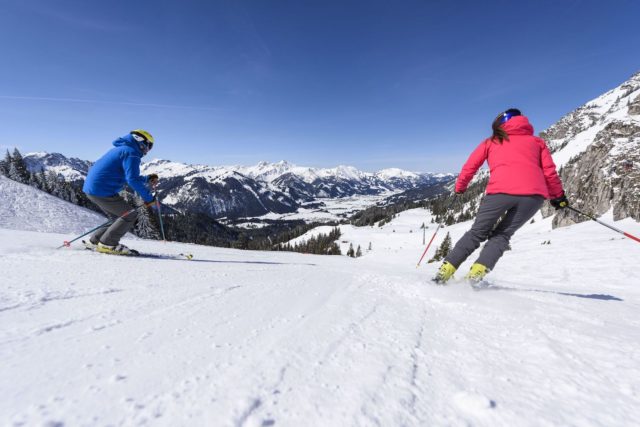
[
  {"xmin": 145, "ymin": 197, "xmax": 158, "ymax": 209},
  {"xmin": 550, "ymin": 194, "xmax": 568, "ymax": 210},
  {"xmin": 147, "ymin": 174, "xmax": 159, "ymax": 187}
]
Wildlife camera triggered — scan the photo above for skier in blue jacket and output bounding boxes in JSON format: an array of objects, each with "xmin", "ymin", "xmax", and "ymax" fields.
[{"xmin": 82, "ymin": 130, "xmax": 158, "ymax": 255}]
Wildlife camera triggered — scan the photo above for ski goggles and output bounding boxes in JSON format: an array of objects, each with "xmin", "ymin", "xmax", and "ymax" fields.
[
  {"xmin": 500, "ymin": 109, "xmax": 522, "ymax": 124},
  {"xmin": 132, "ymin": 133, "xmax": 154, "ymax": 152},
  {"xmin": 142, "ymin": 141, "xmax": 153, "ymax": 154}
]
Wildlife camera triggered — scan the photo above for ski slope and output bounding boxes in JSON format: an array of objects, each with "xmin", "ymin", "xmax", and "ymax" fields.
[{"xmin": 1, "ymin": 180, "xmax": 640, "ymax": 426}]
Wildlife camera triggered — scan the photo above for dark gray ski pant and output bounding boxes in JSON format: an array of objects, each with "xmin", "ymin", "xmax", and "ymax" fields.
[
  {"xmin": 86, "ymin": 194, "xmax": 137, "ymax": 246},
  {"xmin": 445, "ymin": 194, "xmax": 544, "ymax": 271}
]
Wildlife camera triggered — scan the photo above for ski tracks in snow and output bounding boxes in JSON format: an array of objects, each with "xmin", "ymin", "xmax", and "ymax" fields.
[{"xmin": 2, "ymin": 228, "xmax": 639, "ymax": 426}]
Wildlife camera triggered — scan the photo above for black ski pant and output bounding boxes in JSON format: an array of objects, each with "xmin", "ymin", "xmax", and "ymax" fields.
[
  {"xmin": 86, "ymin": 194, "xmax": 137, "ymax": 246},
  {"xmin": 445, "ymin": 194, "xmax": 544, "ymax": 271}
]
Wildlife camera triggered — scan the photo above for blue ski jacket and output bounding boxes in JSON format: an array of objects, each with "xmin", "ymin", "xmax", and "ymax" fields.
[{"xmin": 83, "ymin": 134, "xmax": 154, "ymax": 202}]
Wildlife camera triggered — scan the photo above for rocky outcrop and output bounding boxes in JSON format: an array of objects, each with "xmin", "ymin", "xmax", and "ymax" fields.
[
  {"xmin": 539, "ymin": 71, "xmax": 640, "ymax": 228},
  {"xmin": 545, "ymin": 121, "xmax": 640, "ymax": 227}
]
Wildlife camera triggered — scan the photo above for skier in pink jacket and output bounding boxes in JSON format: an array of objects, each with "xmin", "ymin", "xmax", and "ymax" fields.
[{"xmin": 433, "ymin": 108, "xmax": 568, "ymax": 284}]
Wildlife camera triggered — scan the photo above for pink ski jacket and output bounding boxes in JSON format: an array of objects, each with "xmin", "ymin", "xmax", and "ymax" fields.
[{"xmin": 455, "ymin": 116, "xmax": 564, "ymax": 199}]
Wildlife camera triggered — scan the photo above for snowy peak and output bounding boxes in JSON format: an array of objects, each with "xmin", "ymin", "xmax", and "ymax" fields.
[
  {"xmin": 24, "ymin": 152, "xmax": 91, "ymax": 182},
  {"xmin": 541, "ymin": 71, "xmax": 640, "ymax": 165},
  {"xmin": 539, "ymin": 70, "xmax": 640, "ymax": 224},
  {"xmin": 235, "ymin": 160, "xmax": 299, "ymax": 182},
  {"xmin": 375, "ymin": 168, "xmax": 420, "ymax": 180}
]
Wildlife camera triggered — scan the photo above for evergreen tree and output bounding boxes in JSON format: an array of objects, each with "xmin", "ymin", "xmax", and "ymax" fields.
[
  {"xmin": 0, "ymin": 150, "xmax": 10, "ymax": 176},
  {"xmin": 347, "ymin": 243, "xmax": 355, "ymax": 257},
  {"xmin": 46, "ymin": 171, "xmax": 61, "ymax": 197},
  {"xmin": 8, "ymin": 162, "xmax": 21, "ymax": 182},
  {"xmin": 134, "ymin": 203, "xmax": 161, "ymax": 240},
  {"xmin": 355, "ymin": 245, "xmax": 362, "ymax": 257},
  {"xmin": 9, "ymin": 149, "xmax": 30, "ymax": 183},
  {"xmin": 428, "ymin": 232, "xmax": 452, "ymax": 263},
  {"xmin": 28, "ymin": 172, "xmax": 38, "ymax": 187},
  {"xmin": 36, "ymin": 170, "xmax": 48, "ymax": 192}
]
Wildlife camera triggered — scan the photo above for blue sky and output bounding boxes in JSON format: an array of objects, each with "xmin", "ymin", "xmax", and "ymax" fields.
[{"xmin": 0, "ymin": 0, "xmax": 639, "ymax": 173}]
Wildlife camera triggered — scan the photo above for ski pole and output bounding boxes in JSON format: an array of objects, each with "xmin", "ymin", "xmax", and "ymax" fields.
[
  {"xmin": 567, "ymin": 206, "xmax": 640, "ymax": 244},
  {"xmin": 57, "ymin": 207, "xmax": 137, "ymax": 249},
  {"xmin": 154, "ymin": 191, "xmax": 167, "ymax": 242},
  {"xmin": 416, "ymin": 195, "xmax": 457, "ymax": 267},
  {"xmin": 416, "ymin": 224, "xmax": 442, "ymax": 267}
]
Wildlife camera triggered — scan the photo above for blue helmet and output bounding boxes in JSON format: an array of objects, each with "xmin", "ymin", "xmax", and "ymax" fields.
[{"xmin": 499, "ymin": 108, "xmax": 522, "ymax": 124}]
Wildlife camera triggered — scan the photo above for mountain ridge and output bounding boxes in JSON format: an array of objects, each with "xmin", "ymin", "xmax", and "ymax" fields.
[{"xmin": 23, "ymin": 154, "xmax": 454, "ymax": 219}]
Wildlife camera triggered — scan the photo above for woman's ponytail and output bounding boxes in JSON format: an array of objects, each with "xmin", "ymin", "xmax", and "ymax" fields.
[{"xmin": 490, "ymin": 108, "xmax": 521, "ymax": 144}]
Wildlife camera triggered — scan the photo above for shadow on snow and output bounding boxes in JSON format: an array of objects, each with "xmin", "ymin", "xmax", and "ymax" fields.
[
  {"xmin": 188, "ymin": 259, "xmax": 317, "ymax": 266},
  {"xmin": 478, "ymin": 284, "xmax": 623, "ymax": 301}
]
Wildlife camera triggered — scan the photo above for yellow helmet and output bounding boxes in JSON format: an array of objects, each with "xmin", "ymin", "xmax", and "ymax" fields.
[{"xmin": 130, "ymin": 129, "xmax": 154, "ymax": 144}]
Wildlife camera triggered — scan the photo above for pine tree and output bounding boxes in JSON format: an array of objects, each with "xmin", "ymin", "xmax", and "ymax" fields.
[
  {"xmin": 368, "ymin": 242, "xmax": 372, "ymax": 251},
  {"xmin": 134, "ymin": 203, "xmax": 161, "ymax": 240},
  {"xmin": 9, "ymin": 149, "xmax": 30, "ymax": 183},
  {"xmin": 355, "ymin": 245, "xmax": 362, "ymax": 257},
  {"xmin": 8, "ymin": 162, "xmax": 20, "ymax": 182},
  {"xmin": 28, "ymin": 172, "xmax": 37, "ymax": 187},
  {"xmin": 347, "ymin": 243, "xmax": 355, "ymax": 257},
  {"xmin": 46, "ymin": 171, "xmax": 61, "ymax": 197},
  {"xmin": 0, "ymin": 150, "xmax": 10, "ymax": 176},
  {"xmin": 428, "ymin": 232, "xmax": 452, "ymax": 263},
  {"xmin": 36, "ymin": 170, "xmax": 49, "ymax": 192}
]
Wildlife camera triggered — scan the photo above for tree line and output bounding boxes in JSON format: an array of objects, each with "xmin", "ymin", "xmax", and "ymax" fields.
[{"xmin": 275, "ymin": 226, "xmax": 341, "ymax": 255}]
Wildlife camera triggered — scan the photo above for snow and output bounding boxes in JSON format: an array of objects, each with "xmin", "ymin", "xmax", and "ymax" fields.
[
  {"xmin": 257, "ymin": 193, "xmax": 394, "ymax": 223},
  {"xmin": 286, "ymin": 225, "xmax": 337, "ymax": 246},
  {"xmin": 549, "ymin": 75, "xmax": 640, "ymax": 168},
  {"xmin": 2, "ymin": 181, "xmax": 640, "ymax": 426},
  {"xmin": 23, "ymin": 152, "xmax": 90, "ymax": 182},
  {"xmin": 0, "ymin": 176, "xmax": 104, "ymax": 234},
  {"xmin": 142, "ymin": 158, "xmax": 439, "ymax": 187},
  {"xmin": 376, "ymin": 168, "xmax": 420, "ymax": 180}
]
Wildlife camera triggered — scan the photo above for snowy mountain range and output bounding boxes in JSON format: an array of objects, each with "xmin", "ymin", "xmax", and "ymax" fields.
[
  {"xmin": 20, "ymin": 71, "xmax": 640, "ymax": 225},
  {"xmin": 23, "ymin": 153, "xmax": 454, "ymax": 219}
]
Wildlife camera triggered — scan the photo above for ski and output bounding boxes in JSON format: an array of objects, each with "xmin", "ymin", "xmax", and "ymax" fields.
[{"xmin": 82, "ymin": 240, "xmax": 193, "ymax": 260}]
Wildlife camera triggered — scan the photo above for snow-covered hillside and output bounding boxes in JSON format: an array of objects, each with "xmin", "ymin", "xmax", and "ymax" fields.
[
  {"xmin": 0, "ymin": 176, "xmax": 104, "ymax": 234},
  {"xmin": 1, "ymin": 178, "xmax": 639, "ymax": 426}
]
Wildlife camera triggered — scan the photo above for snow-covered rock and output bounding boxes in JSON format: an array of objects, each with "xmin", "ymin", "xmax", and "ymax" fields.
[{"xmin": 540, "ymin": 71, "xmax": 640, "ymax": 225}]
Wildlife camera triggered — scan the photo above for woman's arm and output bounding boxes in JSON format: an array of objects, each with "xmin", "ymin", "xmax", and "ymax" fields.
[
  {"xmin": 455, "ymin": 141, "xmax": 489, "ymax": 193},
  {"xmin": 539, "ymin": 139, "xmax": 564, "ymax": 199}
]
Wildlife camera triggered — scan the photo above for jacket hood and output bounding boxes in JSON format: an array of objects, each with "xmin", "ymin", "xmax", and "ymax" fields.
[
  {"xmin": 113, "ymin": 134, "xmax": 144, "ymax": 156},
  {"xmin": 502, "ymin": 115, "xmax": 534, "ymax": 136}
]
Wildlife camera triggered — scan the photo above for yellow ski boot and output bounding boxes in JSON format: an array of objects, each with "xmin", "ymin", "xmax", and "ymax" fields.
[
  {"xmin": 432, "ymin": 261, "xmax": 456, "ymax": 284},
  {"xmin": 96, "ymin": 242, "xmax": 136, "ymax": 256},
  {"xmin": 465, "ymin": 263, "xmax": 489, "ymax": 283}
]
